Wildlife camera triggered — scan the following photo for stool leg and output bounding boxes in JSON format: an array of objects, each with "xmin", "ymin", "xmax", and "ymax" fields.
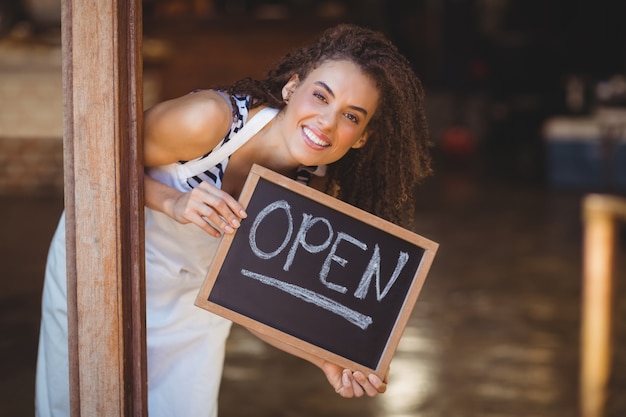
[{"xmin": 581, "ymin": 204, "xmax": 615, "ymax": 417}]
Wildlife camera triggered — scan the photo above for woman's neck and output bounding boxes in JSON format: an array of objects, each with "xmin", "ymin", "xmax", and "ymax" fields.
[
  {"xmin": 221, "ymin": 111, "xmax": 298, "ymax": 197},
  {"xmin": 241, "ymin": 110, "xmax": 300, "ymax": 177}
]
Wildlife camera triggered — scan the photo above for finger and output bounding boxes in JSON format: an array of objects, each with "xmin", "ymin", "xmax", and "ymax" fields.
[
  {"xmin": 193, "ymin": 192, "xmax": 244, "ymax": 234},
  {"xmin": 368, "ymin": 374, "xmax": 387, "ymax": 393},
  {"xmin": 353, "ymin": 371, "xmax": 378, "ymax": 397},
  {"xmin": 338, "ymin": 370, "xmax": 354, "ymax": 398},
  {"xmin": 188, "ymin": 196, "xmax": 236, "ymax": 235},
  {"xmin": 176, "ymin": 196, "xmax": 225, "ymax": 237},
  {"xmin": 349, "ymin": 373, "xmax": 365, "ymax": 398},
  {"xmin": 197, "ymin": 183, "xmax": 247, "ymax": 224},
  {"xmin": 186, "ymin": 211, "xmax": 223, "ymax": 237}
]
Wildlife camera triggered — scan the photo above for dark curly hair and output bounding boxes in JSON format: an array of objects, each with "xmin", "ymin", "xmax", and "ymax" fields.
[{"xmin": 223, "ymin": 24, "xmax": 433, "ymax": 227}]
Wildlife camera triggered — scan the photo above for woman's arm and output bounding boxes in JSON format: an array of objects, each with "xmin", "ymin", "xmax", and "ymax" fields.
[{"xmin": 143, "ymin": 91, "xmax": 246, "ymax": 236}]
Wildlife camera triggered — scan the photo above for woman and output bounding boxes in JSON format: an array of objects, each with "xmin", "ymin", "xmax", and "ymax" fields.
[{"xmin": 36, "ymin": 23, "xmax": 432, "ymax": 417}]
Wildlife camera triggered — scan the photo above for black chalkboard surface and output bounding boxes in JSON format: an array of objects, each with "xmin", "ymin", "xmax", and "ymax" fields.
[{"xmin": 195, "ymin": 164, "xmax": 438, "ymax": 378}]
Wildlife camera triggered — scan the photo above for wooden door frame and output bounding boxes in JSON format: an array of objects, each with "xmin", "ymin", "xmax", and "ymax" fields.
[{"xmin": 62, "ymin": 0, "xmax": 147, "ymax": 415}]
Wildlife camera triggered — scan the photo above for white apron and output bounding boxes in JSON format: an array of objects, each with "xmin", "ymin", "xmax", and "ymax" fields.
[{"xmin": 35, "ymin": 106, "xmax": 278, "ymax": 417}]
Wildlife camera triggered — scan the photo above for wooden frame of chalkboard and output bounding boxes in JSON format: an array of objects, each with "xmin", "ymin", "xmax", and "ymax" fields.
[{"xmin": 195, "ymin": 164, "xmax": 438, "ymax": 379}]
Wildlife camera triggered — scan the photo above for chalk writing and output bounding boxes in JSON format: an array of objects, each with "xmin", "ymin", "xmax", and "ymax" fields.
[
  {"xmin": 355, "ymin": 247, "xmax": 409, "ymax": 301},
  {"xmin": 241, "ymin": 269, "xmax": 373, "ymax": 330},
  {"xmin": 243, "ymin": 198, "xmax": 412, "ymax": 329}
]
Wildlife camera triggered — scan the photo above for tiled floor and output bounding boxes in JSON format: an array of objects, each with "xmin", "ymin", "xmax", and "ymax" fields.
[
  {"xmin": 3, "ymin": 172, "xmax": 625, "ymax": 417},
  {"xmin": 216, "ymin": 172, "xmax": 626, "ymax": 417},
  {"xmin": 1, "ymin": 17, "xmax": 626, "ymax": 417}
]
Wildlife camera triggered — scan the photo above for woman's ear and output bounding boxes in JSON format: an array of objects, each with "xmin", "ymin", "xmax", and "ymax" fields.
[
  {"xmin": 351, "ymin": 133, "xmax": 368, "ymax": 149},
  {"xmin": 282, "ymin": 75, "xmax": 300, "ymax": 102}
]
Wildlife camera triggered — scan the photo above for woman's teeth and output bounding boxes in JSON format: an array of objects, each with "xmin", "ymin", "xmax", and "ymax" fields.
[{"xmin": 303, "ymin": 127, "xmax": 330, "ymax": 147}]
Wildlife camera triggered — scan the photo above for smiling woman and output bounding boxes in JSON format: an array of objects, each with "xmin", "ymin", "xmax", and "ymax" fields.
[{"xmin": 36, "ymin": 23, "xmax": 433, "ymax": 417}]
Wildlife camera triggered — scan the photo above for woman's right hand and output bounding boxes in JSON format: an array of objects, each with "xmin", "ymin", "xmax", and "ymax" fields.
[
  {"xmin": 168, "ymin": 181, "xmax": 247, "ymax": 237},
  {"xmin": 144, "ymin": 174, "xmax": 246, "ymax": 238}
]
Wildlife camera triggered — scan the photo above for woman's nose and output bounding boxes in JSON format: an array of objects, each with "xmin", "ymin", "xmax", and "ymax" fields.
[{"xmin": 317, "ymin": 108, "xmax": 338, "ymax": 131}]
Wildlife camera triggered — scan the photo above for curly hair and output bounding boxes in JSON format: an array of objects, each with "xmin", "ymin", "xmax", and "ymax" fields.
[{"xmin": 223, "ymin": 24, "xmax": 433, "ymax": 227}]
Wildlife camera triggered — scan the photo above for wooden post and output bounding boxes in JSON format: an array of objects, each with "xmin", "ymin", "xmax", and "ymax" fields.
[
  {"xmin": 62, "ymin": 0, "xmax": 147, "ymax": 415},
  {"xmin": 580, "ymin": 194, "xmax": 626, "ymax": 417}
]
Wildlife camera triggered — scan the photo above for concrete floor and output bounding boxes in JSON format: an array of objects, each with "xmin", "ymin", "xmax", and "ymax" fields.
[{"xmin": 1, "ymin": 16, "xmax": 626, "ymax": 417}]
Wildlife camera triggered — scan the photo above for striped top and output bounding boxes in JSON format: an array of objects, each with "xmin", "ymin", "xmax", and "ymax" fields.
[{"xmin": 172, "ymin": 92, "xmax": 324, "ymax": 191}]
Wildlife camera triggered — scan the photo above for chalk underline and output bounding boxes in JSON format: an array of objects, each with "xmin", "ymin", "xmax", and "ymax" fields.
[{"xmin": 240, "ymin": 269, "xmax": 373, "ymax": 330}]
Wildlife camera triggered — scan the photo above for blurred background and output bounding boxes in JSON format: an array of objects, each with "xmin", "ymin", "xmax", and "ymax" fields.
[{"xmin": 1, "ymin": 0, "xmax": 625, "ymax": 416}]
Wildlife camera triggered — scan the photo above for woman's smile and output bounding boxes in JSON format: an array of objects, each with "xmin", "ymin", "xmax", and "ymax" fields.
[
  {"xmin": 278, "ymin": 60, "xmax": 379, "ymax": 167},
  {"xmin": 302, "ymin": 126, "xmax": 331, "ymax": 149}
]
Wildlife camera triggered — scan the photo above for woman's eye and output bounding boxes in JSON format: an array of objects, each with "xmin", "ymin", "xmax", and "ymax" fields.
[
  {"xmin": 345, "ymin": 113, "xmax": 359, "ymax": 124},
  {"xmin": 314, "ymin": 92, "xmax": 327, "ymax": 102}
]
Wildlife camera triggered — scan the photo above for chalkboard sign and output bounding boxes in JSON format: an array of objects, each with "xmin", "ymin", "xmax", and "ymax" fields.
[{"xmin": 195, "ymin": 164, "xmax": 438, "ymax": 378}]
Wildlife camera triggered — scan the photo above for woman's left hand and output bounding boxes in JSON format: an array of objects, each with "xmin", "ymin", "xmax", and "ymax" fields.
[
  {"xmin": 246, "ymin": 329, "xmax": 387, "ymax": 398},
  {"xmin": 320, "ymin": 361, "xmax": 387, "ymax": 398}
]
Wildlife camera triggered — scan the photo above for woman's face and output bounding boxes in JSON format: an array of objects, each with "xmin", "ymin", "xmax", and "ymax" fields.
[{"xmin": 277, "ymin": 60, "xmax": 379, "ymax": 167}]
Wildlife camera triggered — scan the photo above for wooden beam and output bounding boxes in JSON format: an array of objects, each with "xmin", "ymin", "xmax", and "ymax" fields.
[{"xmin": 62, "ymin": 0, "xmax": 147, "ymax": 415}]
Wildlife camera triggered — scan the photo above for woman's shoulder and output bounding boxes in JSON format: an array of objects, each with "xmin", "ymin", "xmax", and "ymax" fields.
[
  {"xmin": 143, "ymin": 90, "xmax": 234, "ymax": 166},
  {"xmin": 183, "ymin": 89, "xmax": 233, "ymax": 122}
]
